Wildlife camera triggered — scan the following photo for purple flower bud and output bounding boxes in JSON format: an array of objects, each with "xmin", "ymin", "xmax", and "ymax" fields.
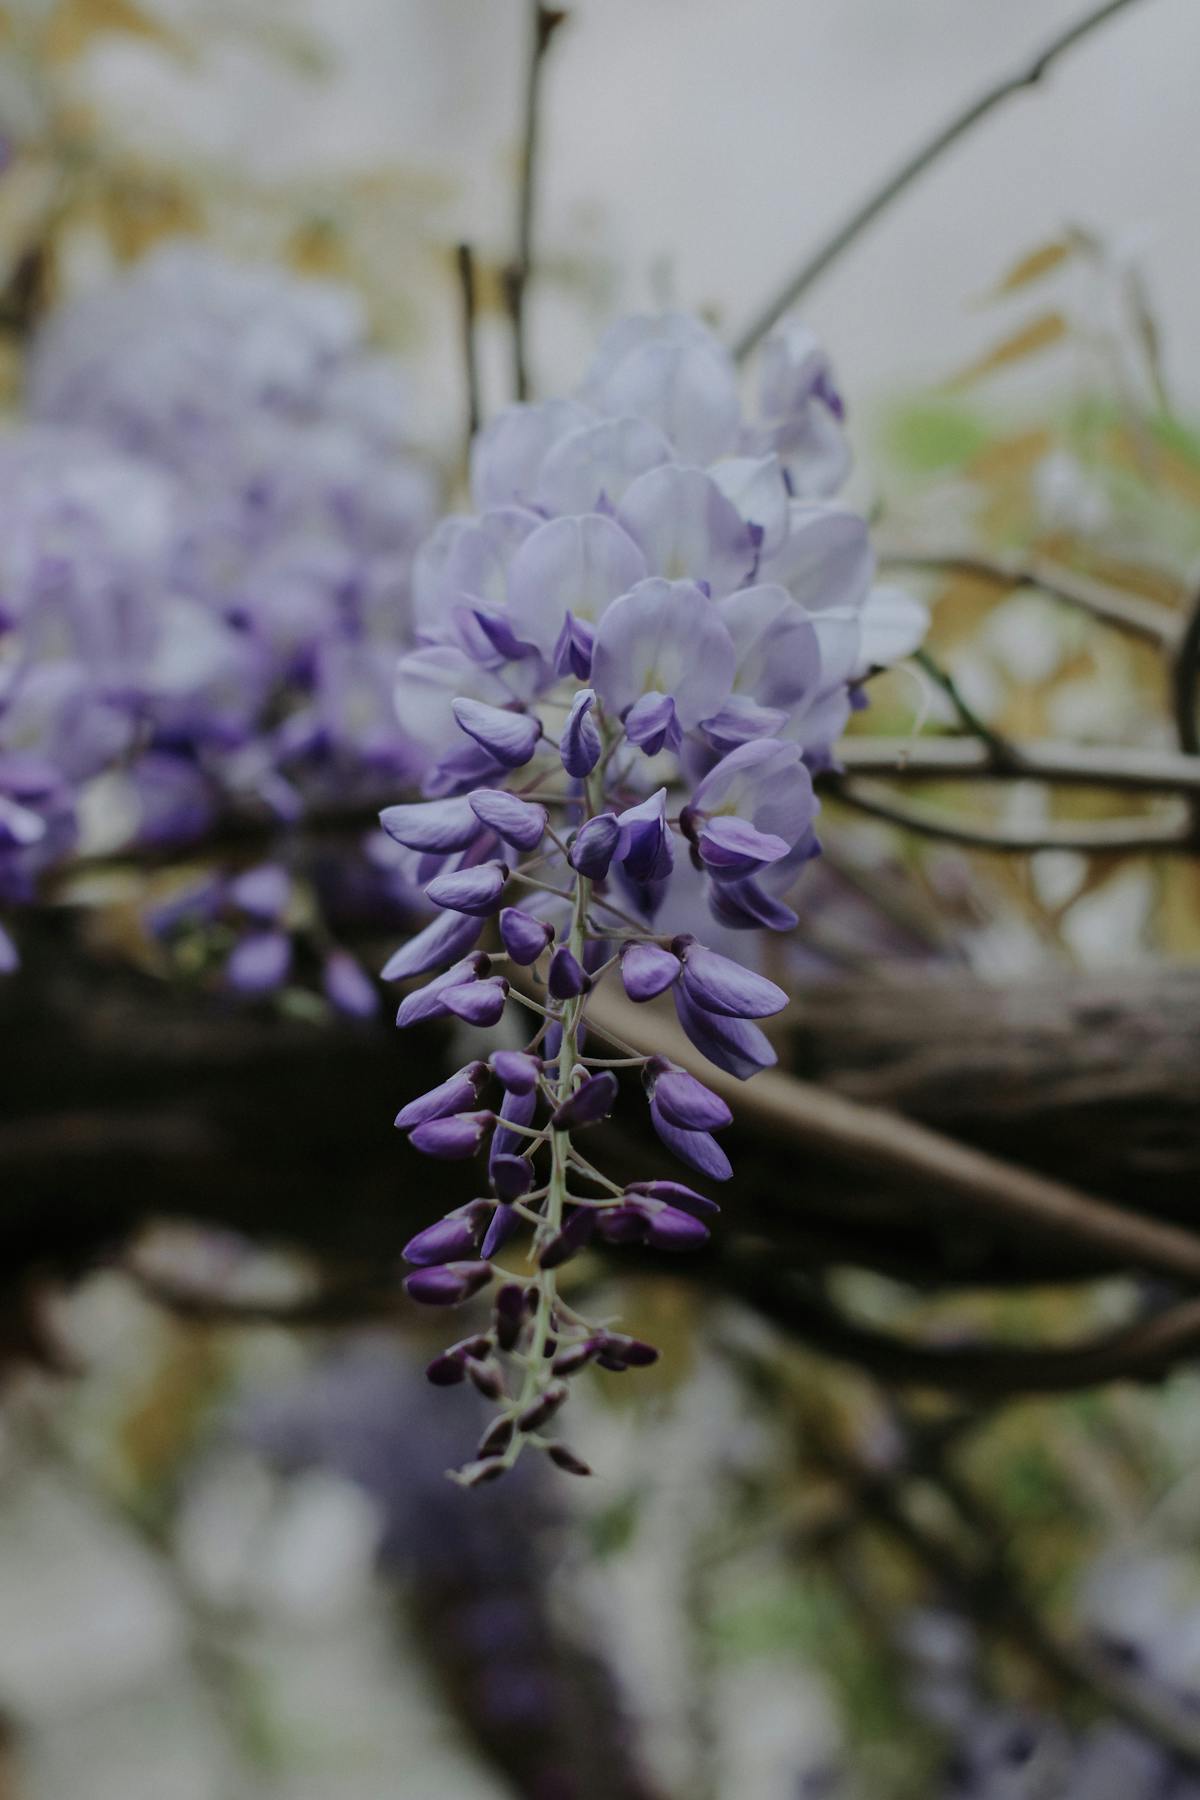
[
  {"xmin": 553, "ymin": 1340, "xmax": 601, "ymax": 1376},
  {"xmin": 598, "ymin": 1334, "xmax": 659, "ymax": 1368},
  {"xmin": 518, "ymin": 1382, "xmax": 569, "ymax": 1434},
  {"xmin": 644, "ymin": 1202, "xmax": 711, "ymax": 1250},
  {"xmin": 424, "ymin": 859, "xmax": 509, "ymax": 916},
  {"xmin": 627, "ymin": 1179, "xmax": 720, "ymax": 1217},
  {"xmin": 322, "ymin": 950, "xmax": 379, "ymax": 1018},
  {"xmin": 539, "ymin": 1206, "xmax": 598, "ymax": 1269},
  {"xmin": 551, "ymin": 1071, "xmax": 617, "ymax": 1130},
  {"xmin": 499, "ymin": 907, "xmax": 555, "ymax": 965},
  {"xmin": 491, "ymin": 1153, "xmax": 535, "ymax": 1202},
  {"xmin": 490, "ymin": 1050, "xmax": 542, "ymax": 1095},
  {"xmin": 394, "ymin": 1061, "xmax": 488, "ymax": 1130},
  {"xmin": 456, "ymin": 1458, "xmax": 507, "ymax": 1486},
  {"xmin": 381, "ymin": 909, "xmax": 484, "ymax": 982},
  {"xmin": 494, "ymin": 1281, "xmax": 529, "ymax": 1351},
  {"xmin": 394, "ymin": 953, "xmax": 491, "ymax": 1027},
  {"xmin": 673, "ymin": 985, "xmax": 777, "ymax": 1080},
  {"xmin": 409, "ymin": 1110, "xmax": 493, "ymax": 1159},
  {"xmin": 467, "ymin": 1358, "xmax": 506, "ymax": 1401},
  {"xmin": 595, "ymin": 1197, "xmax": 711, "ymax": 1250},
  {"xmin": 649, "ymin": 1098, "xmax": 732, "ymax": 1180},
  {"xmin": 674, "ymin": 938, "xmax": 788, "ymax": 1019},
  {"xmin": 594, "ymin": 1205, "xmax": 647, "ymax": 1245},
  {"xmin": 228, "ymin": 862, "xmax": 290, "ymax": 923},
  {"xmin": 646, "ymin": 1060, "xmax": 732, "ymax": 1131},
  {"xmin": 452, "ymin": 697, "xmax": 542, "ymax": 769},
  {"xmin": 481, "ymin": 1203, "xmax": 520, "ymax": 1259},
  {"xmin": 548, "ymin": 945, "xmax": 587, "ymax": 999},
  {"xmin": 616, "ymin": 788, "xmax": 673, "ymax": 883},
  {"xmin": 468, "ymin": 789, "xmax": 548, "ymax": 851},
  {"xmin": 226, "ymin": 930, "xmax": 292, "ymax": 995},
  {"xmin": 623, "ymin": 691, "xmax": 680, "ymax": 756},
  {"xmin": 560, "ymin": 688, "xmax": 602, "ymax": 777},
  {"xmin": 478, "ymin": 1416, "xmax": 515, "ymax": 1459},
  {"xmin": 491, "ymin": 1085, "xmax": 538, "ymax": 1160},
  {"xmin": 404, "ymin": 1260, "xmax": 493, "ymax": 1306},
  {"xmin": 439, "ymin": 975, "xmax": 509, "ymax": 1026},
  {"xmin": 554, "ymin": 612, "xmax": 595, "ymax": 680},
  {"xmin": 425, "ymin": 1352, "xmax": 468, "ymax": 1386},
  {"xmin": 403, "ymin": 1212, "xmax": 482, "ymax": 1266},
  {"xmin": 379, "ymin": 796, "xmax": 481, "ymax": 852},
  {"xmin": 620, "ymin": 940, "xmax": 681, "ymax": 1001},
  {"xmin": 568, "ymin": 812, "xmax": 620, "ymax": 879},
  {"xmin": 546, "ymin": 1443, "xmax": 592, "ymax": 1477}
]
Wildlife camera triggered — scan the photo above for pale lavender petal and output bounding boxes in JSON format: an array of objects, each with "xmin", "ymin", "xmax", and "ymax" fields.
[
  {"xmin": 322, "ymin": 950, "xmax": 379, "ymax": 1018},
  {"xmin": 506, "ymin": 513, "xmax": 646, "ymax": 659},
  {"xmin": 697, "ymin": 814, "xmax": 790, "ymax": 880},
  {"xmin": 618, "ymin": 465, "xmax": 755, "ymax": 598},
  {"xmin": 855, "ymin": 584, "xmax": 929, "ymax": 673},
  {"xmin": 228, "ymin": 862, "xmax": 290, "ymax": 923},
  {"xmin": 758, "ymin": 502, "xmax": 873, "ymax": 612},
  {"xmin": 708, "ymin": 454, "xmax": 790, "ymax": 558},
  {"xmin": 583, "ymin": 315, "xmax": 740, "ymax": 464},
  {"xmin": 226, "ymin": 930, "xmax": 291, "ymax": 994},
  {"xmin": 718, "ymin": 584, "xmax": 822, "ymax": 714},
  {"xmin": 534, "ymin": 415, "xmax": 672, "ymax": 514},
  {"xmin": 452, "ymin": 697, "xmax": 542, "ymax": 769},
  {"xmin": 591, "ymin": 578, "xmax": 735, "ymax": 730},
  {"xmin": 469, "ymin": 399, "xmax": 594, "ymax": 509},
  {"xmin": 424, "ymin": 859, "xmax": 509, "ymax": 916}
]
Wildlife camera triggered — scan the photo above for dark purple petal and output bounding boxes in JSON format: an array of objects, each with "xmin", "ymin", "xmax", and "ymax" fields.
[
  {"xmin": 409, "ymin": 1111, "xmax": 493, "ymax": 1159},
  {"xmin": 499, "ymin": 907, "xmax": 555, "ymax": 965},
  {"xmin": 491, "ymin": 1153, "xmax": 535, "ymax": 1201},
  {"xmin": 440, "ymin": 976, "xmax": 509, "ymax": 1026},
  {"xmin": 627, "ymin": 1179, "xmax": 720, "ymax": 1218},
  {"xmin": 321, "ymin": 950, "xmax": 379, "ymax": 1018},
  {"xmin": 403, "ymin": 1213, "xmax": 482, "ymax": 1266},
  {"xmin": 594, "ymin": 1204, "xmax": 648, "ymax": 1245},
  {"xmin": 548, "ymin": 945, "xmax": 587, "ymax": 999},
  {"xmin": 648, "ymin": 1062, "xmax": 732, "ymax": 1131},
  {"xmin": 468, "ymin": 789, "xmax": 548, "ymax": 851},
  {"xmin": 452, "ymin": 697, "xmax": 542, "ymax": 769},
  {"xmin": 616, "ymin": 788, "xmax": 674, "ymax": 883},
  {"xmin": 225, "ymin": 930, "xmax": 291, "ymax": 995},
  {"xmin": 553, "ymin": 612, "xmax": 595, "ymax": 680},
  {"xmin": 493, "ymin": 1281, "xmax": 529, "ymax": 1350},
  {"xmin": 568, "ymin": 812, "xmax": 619, "ymax": 879},
  {"xmin": 675, "ymin": 939, "xmax": 788, "ymax": 1018},
  {"xmin": 546, "ymin": 1443, "xmax": 592, "ymax": 1476},
  {"xmin": 381, "ymin": 910, "xmax": 484, "ymax": 982},
  {"xmin": 560, "ymin": 687, "xmax": 602, "ymax": 777},
  {"xmin": 394, "ymin": 1061, "xmax": 488, "ymax": 1131},
  {"xmin": 425, "ymin": 1352, "xmax": 468, "ymax": 1386},
  {"xmin": 517, "ymin": 1382, "xmax": 568, "ymax": 1433},
  {"xmin": 405, "ymin": 1260, "xmax": 493, "ymax": 1306},
  {"xmin": 491, "ymin": 1085, "xmax": 538, "ymax": 1161},
  {"xmin": 644, "ymin": 1202, "xmax": 711, "ymax": 1250},
  {"xmin": 673, "ymin": 986, "xmax": 777, "ymax": 1081},
  {"xmin": 620, "ymin": 941, "xmax": 681, "ymax": 1001},
  {"xmin": 379, "ymin": 796, "xmax": 481, "ymax": 852},
  {"xmin": 649, "ymin": 1099, "xmax": 732, "ymax": 1181},
  {"xmin": 551, "ymin": 1070, "xmax": 618, "ymax": 1129},
  {"xmin": 597, "ymin": 1334, "xmax": 660, "ymax": 1368},
  {"xmin": 228, "ymin": 862, "xmax": 290, "ymax": 923},
  {"xmin": 0, "ymin": 923, "xmax": 18, "ymax": 975},
  {"xmin": 481, "ymin": 1203, "xmax": 521, "ymax": 1259},
  {"xmin": 540, "ymin": 1206, "xmax": 598, "ymax": 1269},
  {"xmin": 424, "ymin": 859, "xmax": 509, "ymax": 916},
  {"xmin": 490, "ymin": 1050, "xmax": 542, "ymax": 1095},
  {"xmin": 708, "ymin": 877, "xmax": 799, "ymax": 933}
]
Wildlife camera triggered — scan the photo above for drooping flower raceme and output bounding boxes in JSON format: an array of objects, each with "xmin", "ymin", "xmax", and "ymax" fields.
[
  {"xmin": 0, "ymin": 244, "xmax": 437, "ymax": 995},
  {"xmin": 383, "ymin": 312, "xmax": 928, "ymax": 1483}
]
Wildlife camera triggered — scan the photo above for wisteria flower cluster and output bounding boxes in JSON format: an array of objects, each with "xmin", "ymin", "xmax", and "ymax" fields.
[
  {"xmin": 0, "ymin": 243, "xmax": 436, "ymax": 990},
  {"xmin": 383, "ymin": 311, "xmax": 928, "ymax": 1481}
]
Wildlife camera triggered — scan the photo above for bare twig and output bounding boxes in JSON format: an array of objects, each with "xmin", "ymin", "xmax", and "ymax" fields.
[
  {"xmin": 732, "ymin": 0, "xmax": 1155, "ymax": 362},
  {"xmin": 829, "ymin": 778, "xmax": 1196, "ymax": 855},
  {"xmin": 455, "ymin": 242, "xmax": 482, "ymax": 452},
  {"xmin": 590, "ymin": 987, "xmax": 1200, "ymax": 1286},
  {"xmin": 1171, "ymin": 573, "xmax": 1200, "ymax": 756},
  {"xmin": 834, "ymin": 735, "xmax": 1200, "ymax": 796},
  {"xmin": 912, "ymin": 646, "xmax": 1017, "ymax": 766},
  {"xmin": 880, "ymin": 545, "xmax": 1181, "ymax": 649},
  {"xmin": 506, "ymin": 3, "xmax": 566, "ymax": 401}
]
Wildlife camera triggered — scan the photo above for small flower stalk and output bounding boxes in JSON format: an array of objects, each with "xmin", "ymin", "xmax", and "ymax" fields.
[{"xmin": 383, "ymin": 311, "xmax": 927, "ymax": 1482}]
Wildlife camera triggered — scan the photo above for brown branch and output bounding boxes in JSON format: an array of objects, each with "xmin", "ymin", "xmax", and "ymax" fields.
[
  {"xmin": 1172, "ymin": 572, "xmax": 1200, "ymax": 755},
  {"xmin": 506, "ymin": 3, "xmax": 566, "ymax": 401},
  {"xmin": 835, "ymin": 735, "xmax": 1200, "ymax": 796},
  {"xmin": 880, "ymin": 545, "xmax": 1181, "ymax": 648},
  {"xmin": 590, "ymin": 988, "xmax": 1200, "ymax": 1286},
  {"xmin": 732, "ymin": 0, "xmax": 1156, "ymax": 362},
  {"xmin": 455, "ymin": 241, "xmax": 482, "ymax": 451},
  {"xmin": 828, "ymin": 777, "xmax": 1196, "ymax": 855}
]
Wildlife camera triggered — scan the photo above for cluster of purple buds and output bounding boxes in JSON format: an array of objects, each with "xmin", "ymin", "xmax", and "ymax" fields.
[
  {"xmin": 0, "ymin": 243, "xmax": 436, "ymax": 981},
  {"xmin": 380, "ymin": 310, "xmax": 927, "ymax": 1481}
]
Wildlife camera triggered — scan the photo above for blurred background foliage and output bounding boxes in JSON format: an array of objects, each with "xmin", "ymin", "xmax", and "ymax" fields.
[{"xmin": 2, "ymin": 1, "xmax": 1200, "ymax": 1797}]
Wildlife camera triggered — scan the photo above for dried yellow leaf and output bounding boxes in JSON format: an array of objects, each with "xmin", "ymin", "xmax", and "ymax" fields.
[{"xmin": 948, "ymin": 312, "xmax": 1069, "ymax": 389}]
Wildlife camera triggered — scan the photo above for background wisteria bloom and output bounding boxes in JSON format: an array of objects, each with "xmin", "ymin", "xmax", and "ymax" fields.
[{"xmin": 383, "ymin": 309, "xmax": 928, "ymax": 1479}]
